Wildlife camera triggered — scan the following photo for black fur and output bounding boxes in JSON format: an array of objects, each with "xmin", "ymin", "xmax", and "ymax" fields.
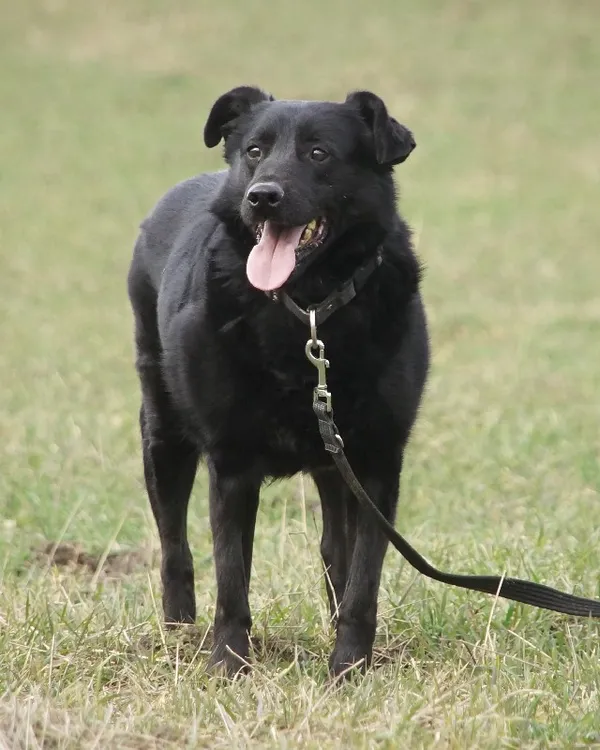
[{"xmin": 127, "ymin": 86, "xmax": 430, "ymax": 678}]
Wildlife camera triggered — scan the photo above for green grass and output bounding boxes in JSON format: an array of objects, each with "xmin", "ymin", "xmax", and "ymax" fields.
[{"xmin": 1, "ymin": 0, "xmax": 600, "ymax": 746}]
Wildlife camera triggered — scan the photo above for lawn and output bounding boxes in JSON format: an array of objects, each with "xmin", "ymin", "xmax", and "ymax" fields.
[{"xmin": 1, "ymin": 0, "xmax": 599, "ymax": 747}]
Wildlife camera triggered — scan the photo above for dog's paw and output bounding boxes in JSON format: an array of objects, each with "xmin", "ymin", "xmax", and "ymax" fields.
[
  {"xmin": 207, "ymin": 629, "xmax": 250, "ymax": 678},
  {"xmin": 162, "ymin": 590, "xmax": 196, "ymax": 626},
  {"xmin": 328, "ymin": 617, "xmax": 375, "ymax": 679},
  {"xmin": 328, "ymin": 643, "xmax": 370, "ymax": 680}
]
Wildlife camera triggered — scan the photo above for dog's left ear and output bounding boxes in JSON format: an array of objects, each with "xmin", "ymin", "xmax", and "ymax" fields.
[{"xmin": 345, "ymin": 91, "xmax": 416, "ymax": 166}]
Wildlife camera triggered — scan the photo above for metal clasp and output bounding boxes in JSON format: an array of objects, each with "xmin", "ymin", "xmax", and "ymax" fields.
[
  {"xmin": 305, "ymin": 338, "xmax": 332, "ymax": 411},
  {"xmin": 309, "ymin": 308, "xmax": 318, "ymax": 348}
]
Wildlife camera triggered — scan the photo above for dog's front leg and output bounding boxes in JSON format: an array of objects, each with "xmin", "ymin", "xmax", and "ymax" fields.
[
  {"xmin": 207, "ymin": 458, "xmax": 261, "ymax": 677},
  {"xmin": 329, "ymin": 463, "xmax": 401, "ymax": 679}
]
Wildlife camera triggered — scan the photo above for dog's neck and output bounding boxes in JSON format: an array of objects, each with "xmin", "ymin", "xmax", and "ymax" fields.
[
  {"xmin": 282, "ymin": 223, "xmax": 387, "ymax": 307},
  {"xmin": 211, "ymin": 209, "xmax": 409, "ymax": 310}
]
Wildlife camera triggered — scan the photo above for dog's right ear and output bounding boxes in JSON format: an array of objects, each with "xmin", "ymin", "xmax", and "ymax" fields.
[{"xmin": 203, "ymin": 86, "xmax": 275, "ymax": 148}]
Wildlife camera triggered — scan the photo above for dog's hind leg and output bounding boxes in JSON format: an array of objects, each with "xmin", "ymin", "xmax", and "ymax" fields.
[
  {"xmin": 139, "ymin": 396, "xmax": 199, "ymax": 625},
  {"xmin": 312, "ymin": 468, "xmax": 353, "ymax": 624},
  {"xmin": 328, "ymin": 461, "xmax": 401, "ymax": 678},
  {"xmin": 130, "ymin": 273, "xmax": 200, "ymax": 625}
]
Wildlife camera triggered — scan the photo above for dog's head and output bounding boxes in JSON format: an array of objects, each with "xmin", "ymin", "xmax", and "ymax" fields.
[{"xmin": 205, "ymin": 85, "xmax": 416, "ymax": 291}]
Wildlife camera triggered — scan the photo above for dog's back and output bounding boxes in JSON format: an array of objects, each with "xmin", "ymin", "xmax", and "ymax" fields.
[{"xmin": 130, "ymin": 172, "xmax": 226, "ymax": 293}]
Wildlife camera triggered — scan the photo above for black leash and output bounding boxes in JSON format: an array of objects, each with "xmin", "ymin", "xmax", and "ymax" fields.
[
  {"xmin": 314, "ymin": 400, "xmax": 600, "ymax": 617},
  {"xmin": 275, "ymin": 254, "xmax": 600, "ymax": 619}
]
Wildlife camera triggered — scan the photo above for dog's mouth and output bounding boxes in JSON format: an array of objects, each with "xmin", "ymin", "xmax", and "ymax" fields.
[
  {"xmin": 258, "ymin": 218, "xmax": 328, "ymax": 255},
  {"xmin": 246, "ymin": 218, "xmax": 328, "ymax": 291}
]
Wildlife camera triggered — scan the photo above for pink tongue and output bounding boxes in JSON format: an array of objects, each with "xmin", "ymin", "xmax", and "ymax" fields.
[{"xmin": 246, "ymin": 220, "xmax": 306, "ymax": 291}]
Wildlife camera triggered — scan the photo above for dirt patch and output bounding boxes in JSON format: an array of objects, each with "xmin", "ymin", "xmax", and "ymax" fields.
[{"xmin": 32, "ymin": 541, "xmax": 159, "ymax": 578}]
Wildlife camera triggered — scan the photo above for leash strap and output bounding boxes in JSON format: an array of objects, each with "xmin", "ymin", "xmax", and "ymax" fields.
[
  {"xmin": 314, "ymin": 400, "xmax": 600, "ymax": 618},
  {"xmin": 289, "ymin": 256, "xmax": 600, "ymax": 618}
]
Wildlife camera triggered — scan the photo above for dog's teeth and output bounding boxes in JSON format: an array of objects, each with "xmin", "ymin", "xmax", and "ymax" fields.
[
  {"xmin": 301, "ymin": 219, "xmax": 319, "ymax": 244},
  {"xmin": 301, "ymin": 227, "xmax": 313, "ymax": 243}
]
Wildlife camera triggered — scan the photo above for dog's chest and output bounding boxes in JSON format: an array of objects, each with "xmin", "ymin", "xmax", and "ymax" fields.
[
  {"xmin": 244, "ymin": 356, "xmax": 368, "ymax": 473},
  {"xmin": 262, "ymin": 369, "xmax": 319, "ymax": 448},
  {"xmin": 205, "ymin": 310, "xmax": 396, "ymax": 474}
]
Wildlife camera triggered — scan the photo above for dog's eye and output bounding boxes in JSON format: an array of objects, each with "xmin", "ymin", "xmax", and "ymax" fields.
[
  {"xmin": 246, "ymin": 145, "xmax": 262, "ymax": 159},
  {"xmin": 310, "ymin": 147, "xmax": 329, "ymax": 162}
]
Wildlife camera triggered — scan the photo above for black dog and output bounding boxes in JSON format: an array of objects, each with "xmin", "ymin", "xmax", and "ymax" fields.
[{"xmin": 127, "ymin": 86, "xmax": 429, "ymax": 678}]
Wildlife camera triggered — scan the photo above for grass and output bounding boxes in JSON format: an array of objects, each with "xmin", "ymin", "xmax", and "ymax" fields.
[{"xmin": 1, "ymin": 0, "xmax": 600, "ymax": 746}]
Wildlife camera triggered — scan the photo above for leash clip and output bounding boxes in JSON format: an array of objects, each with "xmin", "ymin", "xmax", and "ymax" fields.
[
  {"xmin": 305, "ymin": 309, "xmax": 332, "ymax": 411},
  {"xmin": 305, "ymin": 337, "xmax": 332, "ymax": 412}
]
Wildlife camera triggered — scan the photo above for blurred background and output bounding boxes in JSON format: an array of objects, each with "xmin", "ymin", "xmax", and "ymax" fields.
[{"xmin": 1, "ymin": 0, "xmax": 599, "ymax": 744}]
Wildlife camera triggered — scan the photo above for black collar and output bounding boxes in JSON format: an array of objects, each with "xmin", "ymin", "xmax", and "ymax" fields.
[{"xmin": 268, "ymin": 248, "xmax": 383, "ymax": 326}]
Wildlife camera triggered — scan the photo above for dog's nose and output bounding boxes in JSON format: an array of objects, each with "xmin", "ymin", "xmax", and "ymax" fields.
[{"xmin": 246, "ymin": 182, "xmax": 284, "ymax": 210}]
